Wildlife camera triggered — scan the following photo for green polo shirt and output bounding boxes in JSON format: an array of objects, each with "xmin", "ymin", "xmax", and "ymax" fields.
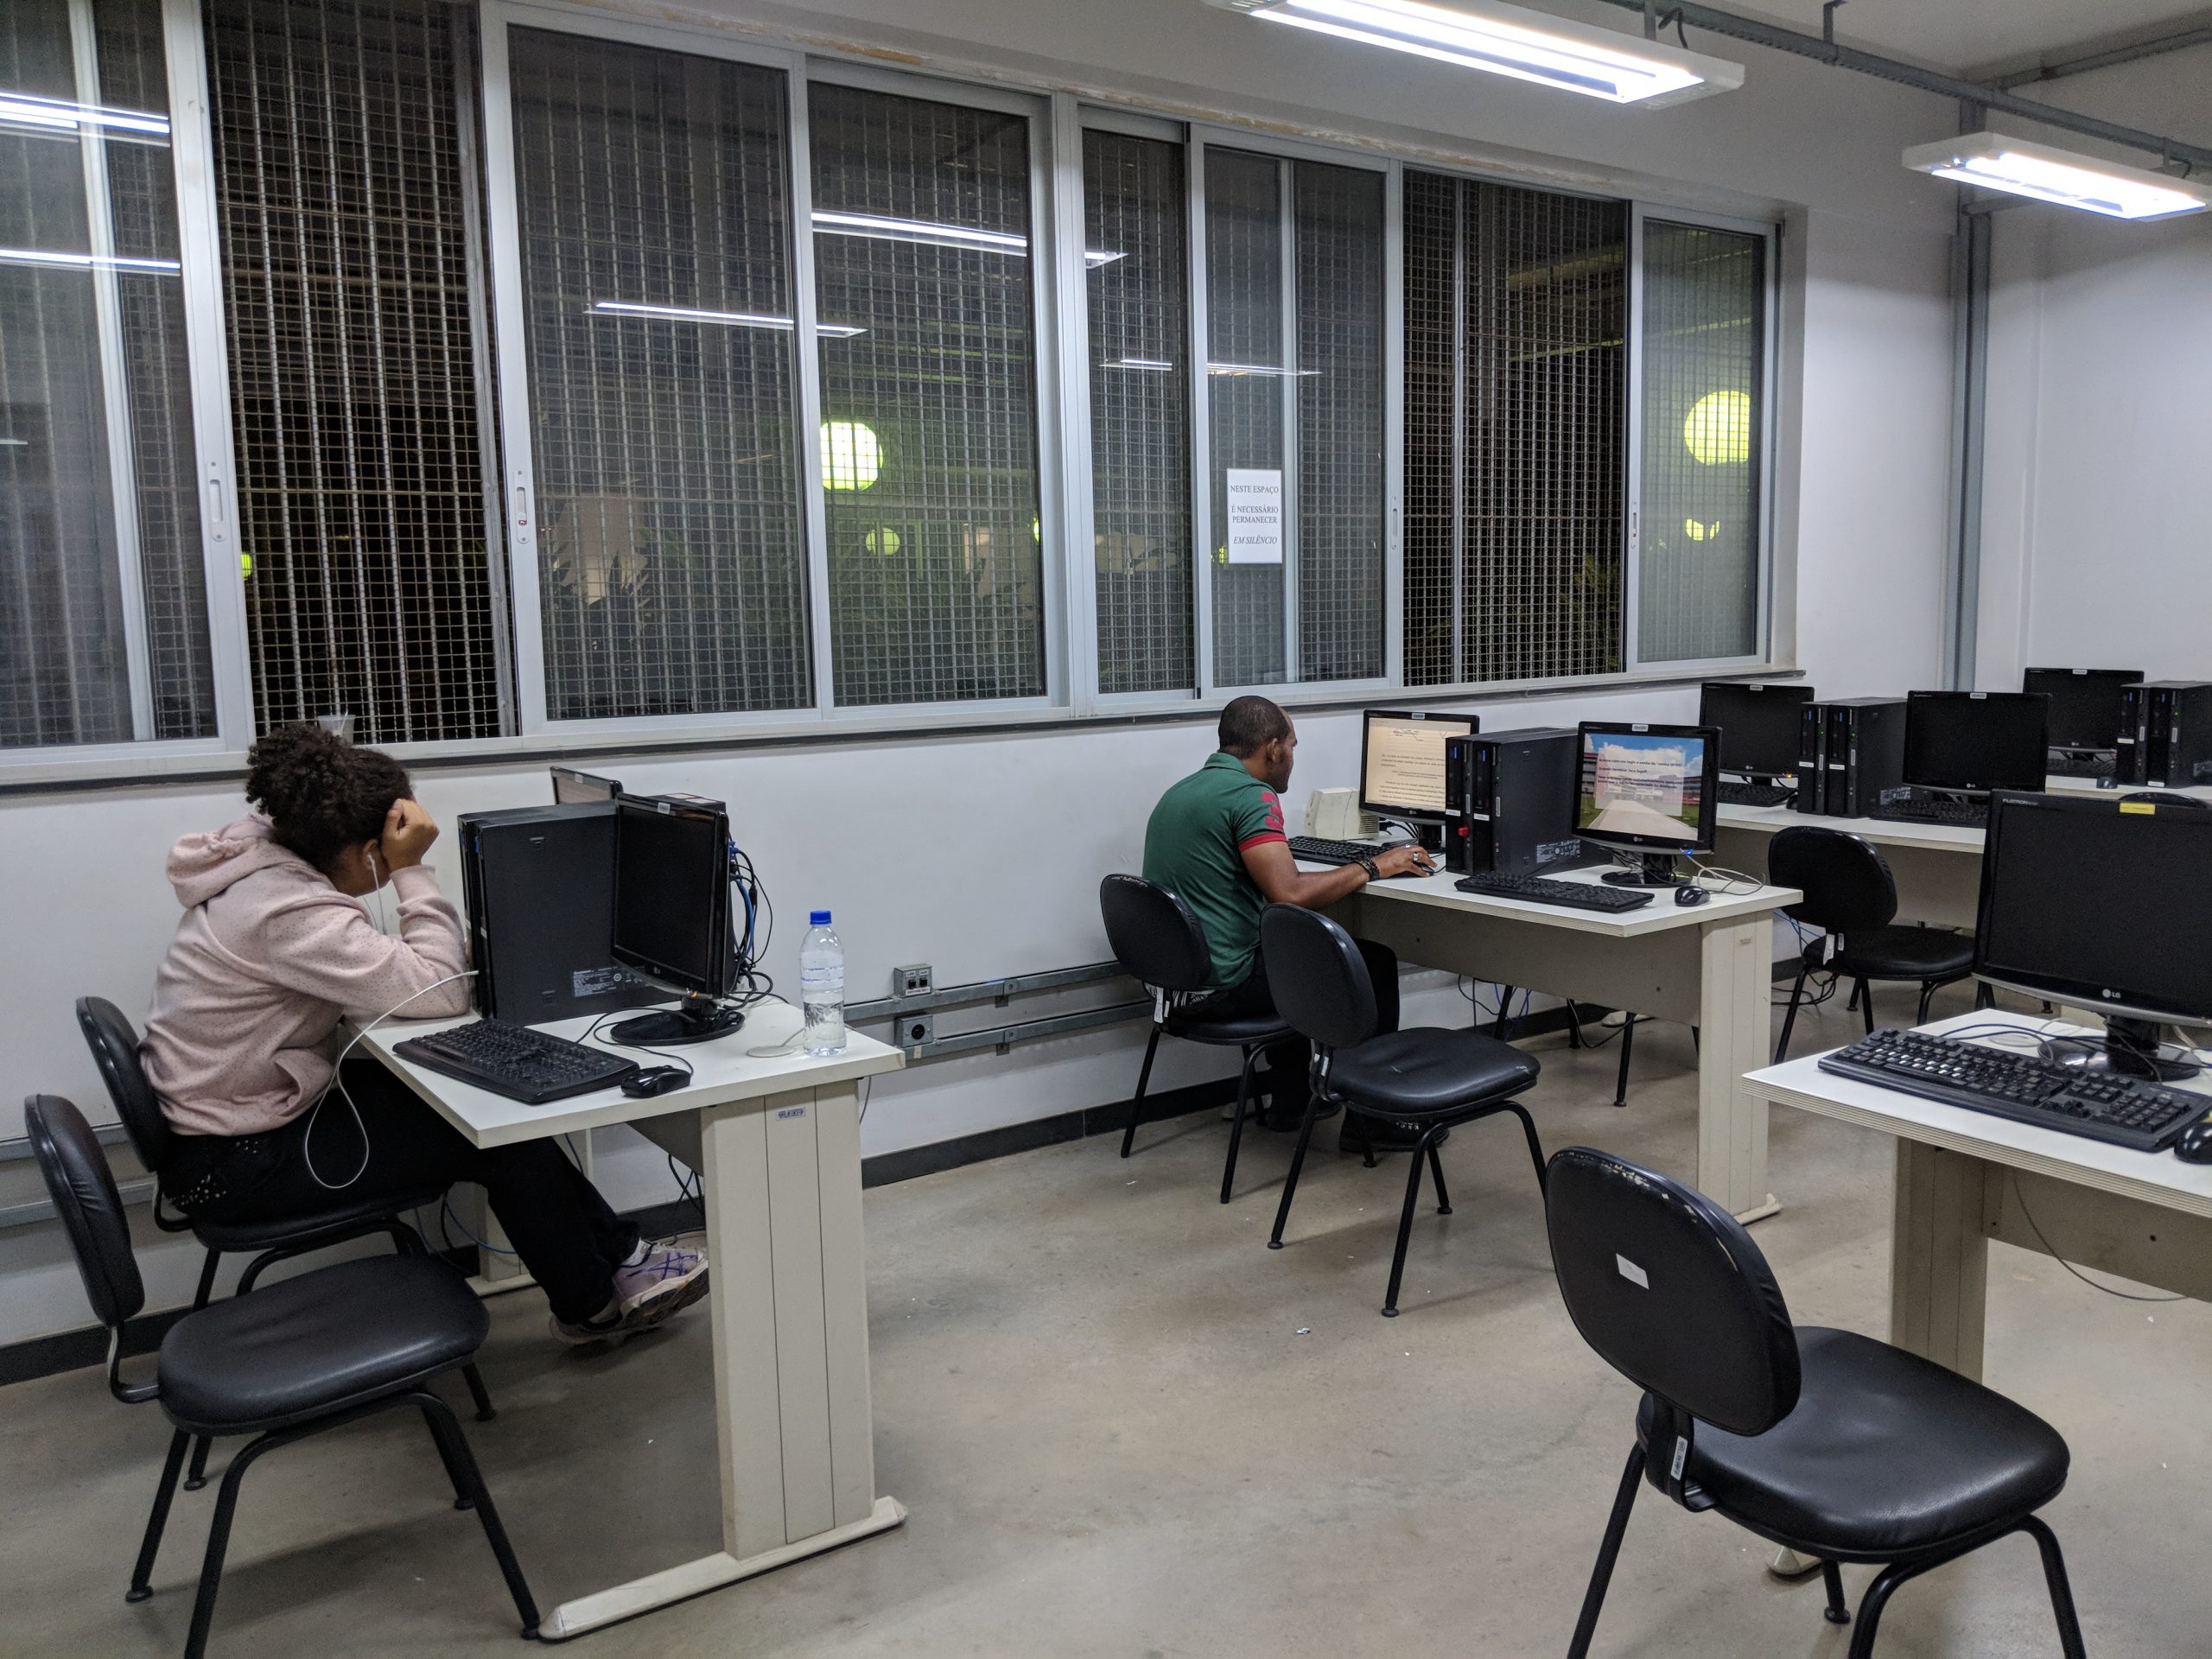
[{"xmin": 1142, "ymin": 751, "xmax": 1288, "ymax": 988}]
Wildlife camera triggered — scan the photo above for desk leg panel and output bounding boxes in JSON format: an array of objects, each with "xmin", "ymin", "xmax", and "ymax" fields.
[
  {"xmin": 1889, "ymin": 1140, "xmax": 1990, "ymax": 1379},
  {"xmin": 765, "ymin": 1090, "xmax": 836, "ymax": 1544},
  {"xmin": 1698, "ymin": 916, "xmax": 1777, "ymax": 1224},
  {"xmin": 814, "ymin": 1082, "xmax": 880, "ymax": 1529},
  {"xmin": 700, "ymin": 1101, "xmax": 791, "ymax": 1561}
]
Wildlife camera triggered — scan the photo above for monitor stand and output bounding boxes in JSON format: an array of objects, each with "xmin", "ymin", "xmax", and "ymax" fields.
[
  {"xmin": 610, "ymin": 995, "xmax": 746, "ymax": 1048},
  {"xmin": 1602, "ymin": 852, "xmax": 1690, "ymax": 888},
  {"xmin": 2087, "ymin": 1015, "xmax": 2201, "ymax": 1083}
]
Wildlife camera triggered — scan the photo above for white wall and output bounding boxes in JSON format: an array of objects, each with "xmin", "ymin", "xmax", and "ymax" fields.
[{"xmin": 0, "ymin": 0, "xmax": 1967, "ymax": 1346}]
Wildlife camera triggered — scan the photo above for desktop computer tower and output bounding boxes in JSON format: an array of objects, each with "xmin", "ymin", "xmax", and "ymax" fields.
[
  {"xmin": 2118, "ymin": 681, "xmax": 2212, "ymax": 787},
  {"xmin": 1791, "ymin": 702, "xmax": 1827, "ymax": 814},
  {"xmin": 1441, "ymin": 728, "xmax": 1588, "ymax": 877},
  {"xmin": 1821, "ymin": 698, "xmax": 1908, "ymax": 818},
  {"xmin": 457, "ymin": 804, "xmax": 658, "ymax": 1024}
]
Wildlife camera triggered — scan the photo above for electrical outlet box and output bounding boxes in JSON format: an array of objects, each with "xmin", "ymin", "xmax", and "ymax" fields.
[
  {"xmin": 894, "ymin": 963, "xmax": 933, "ymax": 999},
  {"xmin": 899, "ymin": 1011, "xmax": 935, "ymax": 1050}
]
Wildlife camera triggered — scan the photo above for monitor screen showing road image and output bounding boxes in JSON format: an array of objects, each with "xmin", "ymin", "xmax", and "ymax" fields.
[{"xmin": 1577, "ymin": 728, "xmax": 1713, "ymax": 851}]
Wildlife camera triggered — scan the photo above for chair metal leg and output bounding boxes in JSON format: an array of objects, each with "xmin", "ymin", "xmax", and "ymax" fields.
[
  {"xmin": 1425, "ymin": 1139, "xmax": 1452, "ymax": 1215},
  {"xmin": 1775, "ymin": 963, "xmax": 1810, "ymax": 1065},
  {"xmin": 422, "ymin": 1402, "xmax": 478, "ymax": 1510},
  {"xmin": 2021, "ymin": 1516, "xmax": 2088, "ymax": 1659},
  {"xmin": 190, "ymin": 1249, "xmax": 221, "ymax": 1313},
  {"xmin": 414, "ymin": 1389, "xmax": 540, "ymax": 1636},
  {"xmin": 1503, "ymin": 1102, "xmax": 1548, "ymax": 1193},
  {"xmin": 1859, "ymin": 979, "xmax": 1876, "ymax": 1036},
  {"xmin": 1380, "ymin": 1127, "xmax": 1438, "ymax": 1316},
  {"xmin": 1565, "ymin": 1005, "xmax": 1586, "ymax": 1048},
  {"xmin": 184, "ymin": 1430, "xmax": 284, "ymax": 1659},
  {"xmin": 1119, "ymin": 1025, "xmax": 1162, "ymax": 1160},
  {"xmin": 182, "ymin": 1434, "xmax": 213, "ymax": 1492},
  {"xmin": 1567, "ymin": 1445, "xmax": 1645, "ymax": 1659},
  {"xmin": 1219, "ymin": 1046, "xmax": 1258, "ymax": 1205},
  {"xmin": 1268, "ymin": 1096, "xmax": 1325, "ymax": 1249},
  {"xmin": 1820, "ymin": 1559, "xmax": 1851, "ymax": 1625},
  {"xmin": 1846, "ymin": 979, "xmax": 1862, "ymax": 1013},
  {"xmin": 1916, "ymin": 981, "xmax": 1936, "ymax": 1025},
  {"xmin": 1492, "ymin": 986, "xmax": 1516, "ymax": 1041},
  {"xmin": 461, "ymin": 1362, "xmax": 496, "ymax": 1422},
  {"xmin": 1612, "ymin": 1015, "xmax": 1636, "ymax": 1109},
  {"xmin": 126, "ymin": 1429, "xmax": 191, "ymax": 1602}
]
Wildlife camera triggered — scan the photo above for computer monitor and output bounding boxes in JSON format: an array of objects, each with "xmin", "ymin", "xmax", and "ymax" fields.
[
  {"xmin": 1573, "ymin": 722, "xmax": 1719, "ymax": 887},
  {"xmin": 550, "ymin": 766, "xmax": 622, "ymax": 804},
  {"xmin": 1902, "ymin": 691, "xmax": 2048, "ymax": 793},
  {"xmin": 1975, "ymin": 791, "xmax": 2212, "ymax": 1080},
  {"xmin": 2020, "ymin": 667, "xmax": 2144, "ymax": 752},
  {"xmin": 1359, "ymin": 709, "xmax": 1479, "ymax": 832},
  {"xmin": 1699, "ymin": 682, "xmax": 1815, "ymax": 779},
  {"xmin": 607, "ymin": 793, "xmax": 739, "ymax": 1046}
]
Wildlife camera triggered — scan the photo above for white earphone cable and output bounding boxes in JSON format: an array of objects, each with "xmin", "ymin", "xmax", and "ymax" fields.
[{"xmin": 303, "ymin": 968, "xmax": 477, "ymax": 1190}]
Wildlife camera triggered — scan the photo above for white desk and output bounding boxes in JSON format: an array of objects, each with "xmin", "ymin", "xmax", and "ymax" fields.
[
  {"xmin": 1321, "ymin": 864, "xmax": 1801, "ymax": 1224},
  {"xmin": 356, "ymin": 1002, "xmax": 906, "ymax": 1640}
]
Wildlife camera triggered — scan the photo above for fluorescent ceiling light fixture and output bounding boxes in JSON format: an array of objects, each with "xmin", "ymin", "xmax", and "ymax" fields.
[
  {"xmin": 592, "ymin": 300, "xmax": 864, "ymax": 338},
  {"xmin": 811, "ymin": 211, "xmax": 1122, "ymax": 265},
  {"xmin": 0, "ymin": 247, "xmax": 180, "ymax": 273},
  {"xmin": 1206, "ymin": 361, "xmax": 1322, "ymax": 377},
  {"xmin": 1109, "ymin": 357, "xmax": 1178, "ymax": 371},
  {"xmin": 1205, "ymin": 0, "xmax": 1742, "ymax": 106},
  {"xmin": 1903, "ymin": 132, "xmax": 2212, "ymax": 221},
  {"xmin": 0, "ymin": 92, "xmax": 169, "ymax": 137}
]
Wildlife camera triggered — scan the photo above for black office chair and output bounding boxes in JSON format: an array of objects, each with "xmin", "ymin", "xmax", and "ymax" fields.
[
  {"xmin": 25, "ymin": 1094, "xmax": 539, "ymax": 1659},
  {"xmin": 1100, "ymin": 875, "xmax": 1294, "ymax": 1205},
  {"xmin": 1547, "ymin": 1146, "xmax": 2084, "ymax": 1659},
  {"xmin": 77, "ymin": 996, "xmax": 489, "ymax": 1492},
  {"xmin": 1767, "ymin": 828, "xmax": 1980, "ymax": 1063},
  {"xmin": 1259, "ymin": 904, "xmax": 1548, "ymax": 1316}
]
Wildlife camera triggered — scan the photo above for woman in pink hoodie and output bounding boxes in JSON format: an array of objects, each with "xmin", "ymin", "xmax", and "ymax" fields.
[{"xmin": 143, "ymin": 721, "xmax": 706, "ymax": 1344}]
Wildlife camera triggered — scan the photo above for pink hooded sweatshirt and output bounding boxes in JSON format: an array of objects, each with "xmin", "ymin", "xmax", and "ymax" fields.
[{"xmin": 141, "ymin": 816, "xmax": 473, "ymax": 1136}]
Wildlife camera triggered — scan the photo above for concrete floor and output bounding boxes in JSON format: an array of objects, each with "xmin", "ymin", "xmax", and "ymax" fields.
[{"xmin": 6, "ymin": 980, "xmax": 2209, "ymax": 1657}]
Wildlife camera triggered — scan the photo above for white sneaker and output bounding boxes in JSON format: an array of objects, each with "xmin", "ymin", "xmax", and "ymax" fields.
[{"xmin": 614, "ymin": 1243, "xmax": 710, "ymax": 1325}]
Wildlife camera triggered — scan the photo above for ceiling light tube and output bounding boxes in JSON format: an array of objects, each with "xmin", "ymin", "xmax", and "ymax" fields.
[
  {"xmin": 0, "ymin": 248, "xmax": 181, "ymax": 273},
  {"xmin": 1205, "ymin": 0, "xmax": 1742, "ymax": 107},
  {"xmin": 1903, "ymin": 132, "xmax": 2211, "ymax": 220},
  {"xmin": 0, "ymin": 92, "xmax": 170, "ymax": 137},
  {"xmin": 592, "ymin": 300, "xmax": 865, "ymax": 338},
  {"xmin": 812, "ymin": 212, "xmax": 1122, "ymax": 266}
]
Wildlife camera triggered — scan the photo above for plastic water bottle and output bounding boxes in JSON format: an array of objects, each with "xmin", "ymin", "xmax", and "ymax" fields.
[{"xmin": 799, "ymin": 911, "xmax": 846, "ymax": 1057}]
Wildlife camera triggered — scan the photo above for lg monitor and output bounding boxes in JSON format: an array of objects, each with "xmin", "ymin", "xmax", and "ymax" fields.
[
  {"xmin": 607, "ymin": 793, "xmax": 740, "ymax": 1046},
  {"xmin": 1573, "ymin": 721, "xmax": 1719, "ymax": 887},
  {"xmin": 1901, "ymin": 690, "xmax": 2048, "ymax": 794},
  {"xmin": 2020, "ymin": 667, "xmax": 2144, "ymax": 753},
  {"xmin": 1975, "ymin": 791, "xmax": 2212, "ymax": 1080},
  {"xmin": 1699, "ymin": 682, "xmax": 1815, "ymax": 779},
  {"xmin": 1360, "ymin": 709, "xmax": 1480, "ymax": 834},
  {"xmin": 550, "ymin": 766, "xmax": 623, "ymax": 804}
]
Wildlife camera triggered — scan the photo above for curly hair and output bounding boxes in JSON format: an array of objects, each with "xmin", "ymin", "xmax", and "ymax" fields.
[{"xmin": 245, "ymin": 721, "xmax": 413, "ymax": 873}]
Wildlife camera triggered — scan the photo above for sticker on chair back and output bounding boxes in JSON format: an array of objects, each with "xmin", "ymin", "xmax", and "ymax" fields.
[{"xmin": 1615, "ymin": 1254, "xmax": 1649, "ymax": 1289}]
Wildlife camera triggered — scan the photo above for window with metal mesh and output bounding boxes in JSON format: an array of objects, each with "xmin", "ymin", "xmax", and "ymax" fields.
[
  {"xmin": 1402, "ymin": 169, "xmax": 1627, "ymax": 687},
  {"xmin": 510, "ymin": 29, "xmax": 810, "ymax": 721},
  {"xmin": 810, "ymin": 82, "xmax": 1045, "ymax": 708},
  {"xmin": 1084, "ymin": 128, "xmax": 1192, "ymax": 696},
  {"xmin": 1205, "ymin": 149, "xmax": 1286, "ymax": 689},
  {"xmin": 1, "ymin": 0, "xmax": 213, "ymax": 748},
  {"xmin": 1638, "ymin": 219, "xmax": 1764, "ymax": 664},
  {"xmin": 207, "ymin": 0, "xmax": 506, "ymax": 743}
]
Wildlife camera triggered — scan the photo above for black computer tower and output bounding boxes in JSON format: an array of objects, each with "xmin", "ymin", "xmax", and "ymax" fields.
[
  {"xmin": 457, "ymin": 803, "xmax": 658, "ymax": 1023},
  {"xmin": 2119, "ymin": 681, "xmax": 2212, "ymax": 787},
  {"xmin": 1821, "ymin": 698, "xmax": 1908, "ymax": 818},
  {"xmin": 1789, "ymin": 702, "xmax": 1828, "ymax": 814},
  {"xmin": 1441, "ymin": 728, "xmax": 1588, "ymax": 877}
]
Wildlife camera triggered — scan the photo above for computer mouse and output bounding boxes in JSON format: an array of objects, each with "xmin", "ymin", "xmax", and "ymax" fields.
[
  {"xmin": 2173, "ymin": 1120, "xmax": 2212, "ymax": 1164},
  {"xmin": 1674, "ymin": 885, "xmax": 1710, "ymax": 906},
  {"xmin": 621, "ymin": 1065, "xmax": 690, "ymax": 1098}
]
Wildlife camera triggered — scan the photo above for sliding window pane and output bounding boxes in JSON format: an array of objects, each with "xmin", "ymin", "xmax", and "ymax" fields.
[
  {"xmin": 511, "ymin": 29, "xmax": 809, "ymax": 720},
  {"xmin": 1205, "ymin": 149, "xmax": 1284, "ymax": 688},
  {"xmin": 1084, "ymin": 128, "xmax": 1191, "ymax": 696},
  {"xmin": 1400, "ymin": 168, "xmax": 1458, "ymax": 687},
  {"xmin": 1637, "ymin": 220, "xmax": 1764, "ymax": 663},
  {"xmin": 810, "ymin": 83, "xmax": 1044, "ymax": 708}
]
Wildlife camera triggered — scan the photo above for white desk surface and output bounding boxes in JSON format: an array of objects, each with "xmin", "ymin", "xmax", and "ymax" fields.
[
  {"xmin": 353, "ymin": 1001, "xmax": 903, "ymax": 1149},
  {"xmin": 1744, "ymin": 1009, "xmax": 2212, "ymax": 1222},
  {"xmin": 1300, "ymin": 858, "xmax": 1799, "ymax": 938},
  {"xmin": 1717, "ymin": 773, "xmax": 2212, "ymax": 852}
]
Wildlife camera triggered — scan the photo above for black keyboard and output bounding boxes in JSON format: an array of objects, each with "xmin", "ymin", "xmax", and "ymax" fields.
[
  {"xmin": 1818, "ymin": 1027, "xmax": 2210, "ymax": 1154},
  {"xmin": 1717, "ymin": 781, "xmax": 1796, "ymax": 808},
  {"xmin": 1452, "ymin": 871, "xmax": 1655, "ymax": 912},
  {"xmin": 1289, "ymin": 836, "xmax": 1421, "ymax": 870},
  {"xmin": 1873, "ymin": 791, "xmax": 1988, "ymax": 828},
  {"xmin": 2047, "ymin": 749, "xmax": 2115, "ymax": 779},
  {"xmin": 393, "ymin": 1020, "xmax": 639, "ymax": 1105}
]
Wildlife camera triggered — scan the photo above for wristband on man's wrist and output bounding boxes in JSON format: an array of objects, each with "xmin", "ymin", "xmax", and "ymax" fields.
[{"xmin": 1357, "ymin": 854, "xmax": 1380, "ymax": 880}]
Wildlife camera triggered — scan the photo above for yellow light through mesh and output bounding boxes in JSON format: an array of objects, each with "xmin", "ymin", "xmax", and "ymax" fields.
[
  {"xmin": 820, "ymin": 421, "xmax": 881, "ymax": 490},
  {"xmin": 864, "ymin": 527, "xmax": 901, "ymax": 556},
  {"xmin": 1682, "ymin": 390, "xmax": 1751, "ymax": 466}
]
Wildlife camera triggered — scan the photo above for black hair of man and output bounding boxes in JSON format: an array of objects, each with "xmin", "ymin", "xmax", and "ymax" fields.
[{"xmin": 1217, "ymin": 696, "xmax": 1291, "ymax": 757}]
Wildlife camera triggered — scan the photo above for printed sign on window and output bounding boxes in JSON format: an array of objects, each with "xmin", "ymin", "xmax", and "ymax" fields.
[{"xmin": 1225, "ymin": 468, "xmax": 1283, "ymax": 565}]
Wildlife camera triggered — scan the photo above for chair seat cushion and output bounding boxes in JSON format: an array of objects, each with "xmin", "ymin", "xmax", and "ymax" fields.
[
  {"xmin": 1165, "ymin": 1007, "xmax": 1294, "ymax": 1046},
  {"xmin": 186, "ymin": 1187, "xmax": 446, "ymax": 1252},
  {"xmin": 1328, "ymin": 1027, "xmax": 1539, "ymax": 1118},
  {"xmin": 1830, "ymin": 925, "xmax": 1974, "ymax": 982},
  {"xmin": 1651, "ymin": 1325, "xmax": 2069, "ymax": 1558},
  {"xmin": 160, "ymin": 1255, "xmax": 489, "ymax": 1433}
]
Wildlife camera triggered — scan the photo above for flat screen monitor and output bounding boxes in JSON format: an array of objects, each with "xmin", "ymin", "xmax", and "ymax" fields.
[
  {"xmin": 1699, "ymin": 682, "xmax": 1815, "ymax": 778},
  {"xmin": 1359, "ymin": 709, "xmax": 1478, "ymax": 820},
  {"xmin": 2020, "ymin": 667, "xmax": 2144, "ymax": 751},
  {"xmin": 1975, "ymin": 791, "xmax": 2212, "ymax": 1076},
  {"xmin": 1574, "ymin": 723, "xmax": 1718, "ymax": 855},
  {"xmin": 611, "ymin": 794, "xmax": 732, "ymax": 1011},
  {"xmin": 550, "ymin": 766, "xmax": 622, "ymax": 804},
  {"xmin": 1902, "ymin": 691, "xmax": 2048, "ymax": 792}
]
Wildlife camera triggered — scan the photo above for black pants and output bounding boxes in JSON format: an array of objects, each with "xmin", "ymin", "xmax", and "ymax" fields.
[
  {"xmin": 1189, "ymin": 938, "xmax": 1402, "ymax": 1121},
  {"xmin": 169, "ymin": 1058, "xmax": 639, "ymax": 1325}
]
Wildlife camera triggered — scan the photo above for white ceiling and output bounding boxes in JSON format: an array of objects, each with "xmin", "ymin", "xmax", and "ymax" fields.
[{"xmin": 1730, "ymin": 1, "xmax": 2211, "ymax": 74}]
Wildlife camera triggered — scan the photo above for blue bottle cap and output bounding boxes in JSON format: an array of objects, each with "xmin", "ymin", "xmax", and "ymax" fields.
[{"xmin": 810, "ymin": 910, "xmax": 831, "ymax": 925}]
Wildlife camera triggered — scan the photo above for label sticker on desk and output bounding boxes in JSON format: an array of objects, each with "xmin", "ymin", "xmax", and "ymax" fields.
[
  {"xmin": 1616, "ymin": 1253, "xmax": 1649, "ymax": 1289},
  {"xmin": 776, "ymin": 1104, "xmax": 810, "ymax": 1120}
]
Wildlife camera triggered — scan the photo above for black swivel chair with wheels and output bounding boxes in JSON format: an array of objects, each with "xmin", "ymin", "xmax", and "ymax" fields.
[
  {"xmin": 1259, "ymin": 904, "xmax": 1548, "ymax": 1316},
  {"xmin": 77, "ymin": 996, "xmax": 489, "ymax": 1492},
  {"xmin": 1547, "ymin": 1146, "xmax": 2084, "ymax": 1659},
  {"xmin": 1099, "ymin": 875, "xmax": 1294, "ymax": 1205},
  {"xmin": 1766, "ymin": 827, "xmax": 1981, "ymax": 1063},
  {"xmin": 25, "ymin": 1094, "xmax": 539, "ymax": 1659}
]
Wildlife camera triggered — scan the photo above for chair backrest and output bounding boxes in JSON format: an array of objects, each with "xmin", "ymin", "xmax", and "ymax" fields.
[
  {"xmin": 1098, "ymin": 874, "xmax": 1214, "ymax": 995},
  {"xmin": 1767, "ymin": 825, "xmax": 1897, "ymax": 935},
  {"xmin": 1258, "ymin": 904, "xmax": 1377, "ymax": 1053},
  {"xmin": 75, "ymin": 997, "xmax": 175, "ymax": 1175},
  {"xmin": 25, "ymin": 1095, "xmax": 146, "ymax": 1332},
  {"xmin": 1545, "ymin": 1146, "xmax": 1799, "ymax": 1439}
]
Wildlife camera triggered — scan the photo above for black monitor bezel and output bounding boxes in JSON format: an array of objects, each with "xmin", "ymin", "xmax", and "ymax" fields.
[
  {"xmin": 1573, "ymin": 721, "xmax": 1720, "ymax": 855},
  {"xmin": 1357, "ymin": 708, "xmax": 1480, "ymax": 820},
  {"xmin": 1698, "ymin": 681, "xmax": 1815, "ymax": 777},
  {"xmin": 1902, "ymin": 690, "xmax": 2049, "ymax": 793},
  {"xmin": 609, "ymin": 794, "xmax": 732, "ymax": 1000},
  {"xmin": 2019, "ymin": 667, "xmax": 2145, "ymax": 751},
  {"xmin": 550, "ymin": 765, "xmax": 623, "ymax": 804}
]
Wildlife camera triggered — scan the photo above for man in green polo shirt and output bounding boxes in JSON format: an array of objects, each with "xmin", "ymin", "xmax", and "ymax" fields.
[{"xmin": 1143, "ymin": 696, "xmax": 1432, "ymax": 1146}]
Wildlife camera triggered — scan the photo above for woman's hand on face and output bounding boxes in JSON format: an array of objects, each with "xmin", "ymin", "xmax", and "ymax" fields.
[{"xmin": 378, "ymin": 798, "xmax": 439, "ymax": 871}]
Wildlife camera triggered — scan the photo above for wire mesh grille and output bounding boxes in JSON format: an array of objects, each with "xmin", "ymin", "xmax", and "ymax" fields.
[
  {"xmin": 1400, "ymin": 169, "xmax": 1457, "ymax": 688},
  {"xmin": 1638, "ymin": 219, "xmax": 1764, "ymax": 664},
  {"xmin": 1084, "ymin": 128, "xmax": 1191, "ymax": 696},
  {"xmin": 1205, "ymin": 148, "xmax": 1284, "ymax": 689},
  {"xmin": 511, "ymin": 29, "xmax": 810, "ymax": 721},
  {"xmin": 207, "ymin": 0, "xmax": 505, "ymax": 742},
  {"xmin": 810, "ymin": 82, "xmax": 1045, "ymax": 708}
]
